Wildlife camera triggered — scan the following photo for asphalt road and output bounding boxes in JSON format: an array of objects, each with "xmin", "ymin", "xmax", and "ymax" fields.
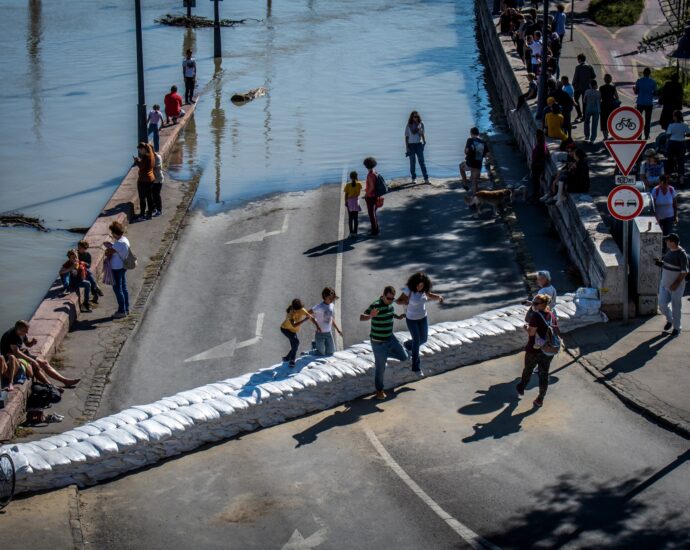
[{"xmin": 77, "ymin": 350, "xmax": 690, "ymax": 549}]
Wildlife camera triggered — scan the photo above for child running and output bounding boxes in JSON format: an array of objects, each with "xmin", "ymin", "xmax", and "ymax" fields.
[
  {"xmin": 344, "ymin": 171, "xmax": 362, "ymax": 238},
  {"xmin": 280, "ymin": 299, "xmax": 318, "ymax": 368}
]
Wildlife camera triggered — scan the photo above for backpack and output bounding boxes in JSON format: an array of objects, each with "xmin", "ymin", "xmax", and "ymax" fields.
[
  {"xmin": 534, "ymin": 311, "xmax": 561, "ymax": 356},
  {"xmin": 123, "ymin": 249, "xmax": 138, "ymax": 270},
  {"xmin": 27, "ymin": 382, "xmax": 62, "ymax": 409},
  {"xmin": 375, "ymin": 173, "xmax": 388, "ymax": 197}
]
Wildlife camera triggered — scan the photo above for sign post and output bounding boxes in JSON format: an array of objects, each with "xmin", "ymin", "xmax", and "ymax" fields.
[{"xmin": 607, "ymin": 185, "xmax": 644, "ymax": 322}]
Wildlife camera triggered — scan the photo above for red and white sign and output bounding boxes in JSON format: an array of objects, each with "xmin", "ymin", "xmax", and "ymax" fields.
[
  {"xmin": 607, "ymin": 106, "xmax": 644, "ymax": 140},
  {"xmin": 607, "ymin": 185, "xmax": 644, "ymax": 221},
  {"xmin": 604, "ymin": 140, "xmax": 646, "ymax": 176}
]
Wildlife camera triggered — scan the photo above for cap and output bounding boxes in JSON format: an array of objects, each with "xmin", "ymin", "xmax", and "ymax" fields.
[{"xmin": 665, "ymin": 233, "xmax": 680, "ymax": 244}]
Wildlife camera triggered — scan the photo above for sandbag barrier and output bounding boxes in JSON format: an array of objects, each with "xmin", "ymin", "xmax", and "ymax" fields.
[{"xmin": 1, "ymin": 295, "xmax": 605, "ymax": 494}]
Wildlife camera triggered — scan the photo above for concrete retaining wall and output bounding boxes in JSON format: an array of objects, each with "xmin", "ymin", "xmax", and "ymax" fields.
[
  {"xmin": 475, "ymin": 0, "xmax": 625, "ymax": 318},
  {"xmin": 1, "ymin": 295, "xmax": 606, "ymax": 495},
  {"xmin": 0, "ymin": 107, "xmax": 198, "ymax": 442}
]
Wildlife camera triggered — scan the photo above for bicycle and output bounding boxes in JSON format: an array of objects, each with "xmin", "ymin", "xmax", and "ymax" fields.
[
  {"xmin": 615, "ymin": 118, "xmax": 637, "ymax": 132},
  {"xmin": 0, "ymin": 452, "xmax": 16, "ymax": 510}
]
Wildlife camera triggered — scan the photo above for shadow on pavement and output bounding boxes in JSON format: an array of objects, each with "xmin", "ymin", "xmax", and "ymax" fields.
[
  {"xmin": 462, "ymin": 399, "xmax": 538, "ymax": 442},
  {"xmin": 602, "ymin": 333, "xmax": 672, "ymax": 382},
  {"xmin": 488, "ymin": 450, "xmax": 690, "ymax": 549}
]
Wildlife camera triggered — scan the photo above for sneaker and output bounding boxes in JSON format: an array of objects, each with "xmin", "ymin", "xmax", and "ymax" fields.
[
  {"xmin": 516, "ymin": 383, "xmax": 524, "ymax": 397},
  {"xmin": 533, "ymin": 397, "xmax": 543, "ymax": 407},
  {"xmin": 663, "ymin": 322, "xmax": 673, "ymax": 332},
  {"xmin": 411, "ymin": 179, "xmax": 417, "ymax": 185},
  {"xmin": 671, "ymin": 329, "xmax": 680, "ymax": 336},
  {"xmin": 375, "ymin": 390, "xmax": 386, "ymax": 400},
  {"xmin": 92, "ymin": 294, "xmax": 99, "ymax": 304},
  {"xmin": 424, "ymin": 178, "xmax": 430, "ymax": 185},
  {"xmin": 82, "ymin": 303, "xmax": 92, "ymax": 313},
  {"xmin": 412, "ymin": 369, "xmax": 425, "ymax": 377},
  {"xmin": 289, "ymin": 360, "xmax": 296, "ymax": 368},
  {"xmin": 113, "ymin": 311, "xmax": 127, "ymax": 319},
  {"xmin": 96, "ymin": 287, "xmax": 104, "ymax": 297},
  {"xmin": 152, "ymin": 210, "xmax": 162, "ymax": 218},
  {"xmin": 539, "ymin": 193, "xmax": 551, "ymax": 202}
]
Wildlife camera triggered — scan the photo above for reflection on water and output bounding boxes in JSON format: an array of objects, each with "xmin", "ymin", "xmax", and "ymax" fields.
[
  {"xmin": 28, "ymin": 0, "xmax": 42, "ymax": 142},
  {"xmin": 0, "ymin": 0, "xmax": 492, "ymax": 329}
]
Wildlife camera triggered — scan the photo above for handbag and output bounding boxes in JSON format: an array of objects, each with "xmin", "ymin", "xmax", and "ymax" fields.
[
  {"xmin": 102, "ymin": 257, "xmax": 114, "ymax": 285},
  {"xmin": 116, "ymin": 247, "xmax": 138, "ymax": 270},
  {"xmin": 534, "ymin": 311, "xmax": 561, "ymax": 356}
]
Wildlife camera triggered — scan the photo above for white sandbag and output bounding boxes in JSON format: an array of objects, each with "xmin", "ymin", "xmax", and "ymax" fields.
[
  {"xmin": 119, "ymin": 408, "xmax": 149, "ymax": 422},
  {"xmin": 197, "ymin": 385, "xmax": 225, "ymax": 399},
  {"xmin": 207, "ymin": 382, "xmax": 237, "ymax": 395},
  {"xmin": 301, "ymin": 368, "xmax": 332, "ymax": 384},
  {"xmin": 90, "ymin": 418, "xmax": 120, "ymax": 432},
  {"xmin": 175, "ymin": 403, "xmax": 220, "ymax": 423},
  {"xmin": 132, "ymin": 403, "xmax": 168, "ymax": 417},
  {"xmin": 259, "ymin": 382, "xmax": 286, "ymax": 396},
  {"xmin": 149, "ymin": 413, "xmax": 186, "ymax": 434},
  {"xmin": 160, "ymin": 395, "xmax": 190, "ymax": 408},
  {"xmin": 217, "ymin": 394, "xmax": 251, "ymax": 410},
  {"xmin": 36, "ymin": 449, "xmax": 72, "ymax": 467},
  {"xmin": 6, "ymin": 450, "xmax": 32, "ymax": 474},
  {"xmin": 53, "ymin": 446, "xmax": 87, "ymax": 463},
  {"xmin": 44, "ymin": 433, "xmax": 80, "ymax": 446},
  {"xmin": 69, "ymin": 441, "xmax": 101, "ymax": 460},
  {"xmin": 101, "ymin": 428, "xmax": 138, "ymax": 448},
  {"xmin": 137, "ymin": 419, "xmax": 173, "ymax": 442},
  {"xmin": 159, "ymin": 410, "xmax": 195, "ymax": 428},
  {"xmin": 86, "ymin": 435, "xmax": 120, "ymax": 454},
  {"xmin": 205, "ymin": 398, "xmax": 235, "ymax": 415},
  {"xmin": 24, "ymin": 451, "xmax": 52, "ymax": 471},
  {"xmin": 152, "ymin": 399, "xmax": 180, "ymax": 411},
  {"xmin": 73, "ymin": 425, "xmax": 102, "ymax": 437},
  {"xmin": 118, "ymin": 424, "xmax": 151, "ymax": 443}
]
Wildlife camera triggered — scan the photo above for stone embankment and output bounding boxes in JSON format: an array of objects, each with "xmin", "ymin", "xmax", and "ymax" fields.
[
  {"xmin": 475, "ymin": 0, "xmax": 625, "ymax": 318},
  {"xmin": 1, "ymin": 295, "xmax": 606, "ymax": 495},
  {"xmin": 0, "ymin": 106, "xmax": 198, "ymax": 442}
]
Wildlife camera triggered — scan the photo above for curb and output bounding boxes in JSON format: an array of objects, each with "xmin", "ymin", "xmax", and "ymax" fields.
[
  {"xmin": 1, "ymin": 296, "xmax": 605, "ymax": 495},
  {"xmin": 0, "ymin": 100, "xmax": 201, "ymax": 442},
  {"xmin": 567, "ymin": 349, "xmax": 690, "ymax": 440}
]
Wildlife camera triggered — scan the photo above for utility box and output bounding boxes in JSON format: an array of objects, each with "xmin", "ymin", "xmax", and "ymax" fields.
[{"xmin": 631, "ymin": 216, "xmax": 662, "ymax": 315}]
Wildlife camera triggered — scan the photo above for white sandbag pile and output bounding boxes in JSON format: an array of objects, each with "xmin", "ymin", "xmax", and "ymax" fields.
[{"xmin": 1, "ymin": 294, "xmax": 605, "ymax": 494}]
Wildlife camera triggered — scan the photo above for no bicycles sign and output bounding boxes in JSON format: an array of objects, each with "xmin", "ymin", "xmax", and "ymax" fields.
[{"xmin": 607, "ymin": 106, "xmax": 643, "ymax": 140}]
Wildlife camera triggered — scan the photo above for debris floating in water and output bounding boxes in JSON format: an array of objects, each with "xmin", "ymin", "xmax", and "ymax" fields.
[
  {"xmin": 156, "ymin": 14, "xmax": 262, "ymax": 28},
  {"xmin": 0, "ymin": 213, "xmax": 48, "ymax": 232},
  {"xmin": 231, "ymin": 87, "xmax": 268, "ymax": 106}
]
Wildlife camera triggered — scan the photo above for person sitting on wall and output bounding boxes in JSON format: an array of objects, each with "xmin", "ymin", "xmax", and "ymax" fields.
[
  {"xmin": 513, "ymin": 73, "xmax": 538, "ymax": 111},
  {"xmin": 544, "ymin": 100, "xmax": 568, "ymax": 142},
  {"xmin": 544, "ymin": 147, "xmax": 589, "ymax": 205}
]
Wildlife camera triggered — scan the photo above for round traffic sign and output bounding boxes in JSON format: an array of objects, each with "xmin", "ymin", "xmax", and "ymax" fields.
[
  {"xmin": 607, "ymin": 106, "xmax": 643, "ymax": 140},
  {"xmin": 607, "ymin": 184, "xmax": 644, "ymax": 221}
]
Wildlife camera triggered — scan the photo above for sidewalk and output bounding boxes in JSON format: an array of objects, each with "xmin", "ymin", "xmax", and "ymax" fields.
[{"xmin": 543, "ymin": 2, "xmax": 690, "ymax": 437}]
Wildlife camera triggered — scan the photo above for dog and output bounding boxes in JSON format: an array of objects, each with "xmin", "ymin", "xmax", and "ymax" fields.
[
  {"xmin": 231, "ymin": 86, "xmax": 267, "ymax": 106},
  {"xmin": 463, "ymin": 189, "xmax": 512, "ymax": 218}
]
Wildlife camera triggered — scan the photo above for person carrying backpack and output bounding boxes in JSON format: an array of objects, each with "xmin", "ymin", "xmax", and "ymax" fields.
[
  {"xmin": 516, "ymin": 294, "xmax": 560, "ymax": 407},
  {"xmin": 363, "ymin": 156, "xmax": 387, "ymax": 236},
  {"xmin": 460, "ymin": 127, "xmax": 489, "ymax": 195}
]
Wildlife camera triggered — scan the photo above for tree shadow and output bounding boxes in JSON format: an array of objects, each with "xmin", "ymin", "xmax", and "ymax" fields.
[
  {"xmin": 291, "ymin": 387, "xmax": 414, "ymax": 448},
  {"xmin": 488, "ymin": 450, "xmax": 690, "ymax": 548}
]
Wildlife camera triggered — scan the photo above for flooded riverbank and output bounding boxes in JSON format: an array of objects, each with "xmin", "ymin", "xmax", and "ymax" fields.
[{"xmin": 0, "ymin": 0, "xmax": 491, "ymax": 329}]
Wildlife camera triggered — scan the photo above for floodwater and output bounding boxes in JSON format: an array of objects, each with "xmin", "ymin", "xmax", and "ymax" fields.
[{"xmin": 0, "ymin": 0, "xmax": 491, "ymax": 329}]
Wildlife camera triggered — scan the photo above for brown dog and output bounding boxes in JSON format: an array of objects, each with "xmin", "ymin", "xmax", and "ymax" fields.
[{"xmin": 463, "ymin": 189, "xmax": 512, "ymax": 218}]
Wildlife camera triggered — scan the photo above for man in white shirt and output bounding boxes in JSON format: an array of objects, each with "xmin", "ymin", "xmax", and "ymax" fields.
[
  {"xmin": 308, "ymin": 287, "xmax": 342, "ymax": 356},
  {"xmin": 182, "ymin": 49, "xmax": 197, "ymax": 105},
  {"xmin": 656, "ymin": 233, "xmax": 688, "ymax": 336}
]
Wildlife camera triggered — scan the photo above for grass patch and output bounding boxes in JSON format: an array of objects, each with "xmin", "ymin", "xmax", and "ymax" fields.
[
  {"xmin": 588, "ymin": 0, "xmax": 644, "ymax": 27},
  {"xmin": 650, "ymin": 67, "xmax": 690, "ymax": 107}
]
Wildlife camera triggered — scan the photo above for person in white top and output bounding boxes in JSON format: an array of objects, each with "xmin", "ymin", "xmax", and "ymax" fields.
[
  {"xmin": 146, "ymin": 104, "xmax": 164, "ymax": 152},
  {"xmin": 104, "ymin": 221, "xmax": 131, "ymax": 318},
  {"xmin": 308, "ymin": 287, "xmax": 343, "ymax": 356},
  {"xmin": 405, "ymin": 111, "xmax": 429, "ymax": 185},
  {"xmin": 666, "ymin": 110, "xmax": 690, "ymax": 179},
  {"xmin": 536, "ymin": 270, "xmax": 557, "ymax": 307},
  {"xmin": 183, "ymin": 49, "xmax": 197, "ymax": 105},
  {"xmin": 396, "ymin": 272, "xmax": 443, "ymax": 374}
]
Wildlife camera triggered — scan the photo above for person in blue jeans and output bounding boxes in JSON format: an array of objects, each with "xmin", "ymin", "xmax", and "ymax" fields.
[
  {"xmin": 361, "ymin": 286, "xmax": 407, "ymax": 400},
  {"xmin": 309, "ymin": 287, "xmax": 343, "ymax": 356},
  {"xmin": 104, "ymin": 221, "xmax": 131, "ymax": 319},
  {"xmin": 396, "ymin": 272, "xmax": 444, "ymax": 375},
  {"xmin": 147, "ymin": 104, "xmax": 164, "ymax": 152},
  {"xmin": 634, "ymin": 67, "xmax": 657, "ymax": 140},
  {"xmin": 58, "ymin": 249, "xmax": 92, "ymax": 312},
  {"xmin": 405, "ymin": 111, "xmax": 429, "ymax": 185}
]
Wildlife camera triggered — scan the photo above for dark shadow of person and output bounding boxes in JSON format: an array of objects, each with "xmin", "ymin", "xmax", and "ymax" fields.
[{"xmin": 461, "ymin": 398, "xmax": 538, "ymax": 442}]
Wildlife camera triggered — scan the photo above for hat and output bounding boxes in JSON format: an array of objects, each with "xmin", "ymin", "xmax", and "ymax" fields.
[
  {"xmin": 547, "ymin": 97, "xmax": 556, "ymax": 105},
  {"xmin": 665, "ymin": 233, "xmax": 680, "ymax": 244}
]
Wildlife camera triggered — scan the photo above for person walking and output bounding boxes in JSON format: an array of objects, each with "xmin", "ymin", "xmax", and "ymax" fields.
[
  {"xmin": 572, "ymin": 54, "xmax": 596, "ymax": 122},
  {"xmin": 536, "ymin": 270, "xmax": 557, "ymax": 306},
  {"xmin": 309, "ymin": 287, "xmax": 343, "ymax": 356},
  {"xmin": 182, "ymin": 49, "xmax": 197, "ymax": 105},
  {"xmin": 634, "ymin": 68, "xmax": 657, "ymax": 141},
  {"xmin": 665, "ymin": 110, "xmax": 690, "ymax": 179},
  {"xmin": 516, "ymin": 294, "xmax": 558, "ymax": 407},
  {"xmin": 396, "ymin": 272, "xmax": 443, "ymax": 375},
  {"xmin": 599, "ymin": 74, "xmax": 619, "ymax": 141},
  {"xmin": 344, "ymin": 170, "xmax": 362, "ymax": 238},
  {"xmin": 659, "ymin": 73, "xmax": 683, "ymax": 131},
  {"xmin": 360, "ymin": 286, "xmax": 407, "ymax": 400},
  {"xmin": 147, "ymin": 104, "xmax": 164, "ymax": 152},
  {"xmin": 582, "ymin": 79, "xmax": 601, "ymax": 143},
  {"xmin": 651, "ymin": 175, "xmax": 678, "ymax": 238},
  {"xmin": 405, "ymin": 111, "xmax": 429, "ymax": 185},
  {"xmin": 552, "ymin": 3, "xmax": 567, "ymax": 44},
  {"xmin": 656, "ymin": 233, "xmax": 688, "ymax": 336},
  {"xmin": 104, "ymin": 221, "xmax": 131, "ymax": 319},
  {"xmin": 460, "ymin": 127, "xmax": 489, "ymax": 194},
  {"xmin": 364, "ymin": 157, "xmax": 381, "ymax": 236},
  {"xmin": 151, "ymin": 150, "xmax": 164, "ymax": 217},
  {"xmin": 280, "ymin": 299, "xmax": 317, "ymax": 368},
  {"xmin": 133, "ymin": 142, "xmax": 155, "ymax": 220}
]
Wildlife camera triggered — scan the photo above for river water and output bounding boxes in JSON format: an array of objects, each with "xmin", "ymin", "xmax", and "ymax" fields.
[{"xmin": 0, "ymin": 0, "xmax": 491, "ymax": 330}]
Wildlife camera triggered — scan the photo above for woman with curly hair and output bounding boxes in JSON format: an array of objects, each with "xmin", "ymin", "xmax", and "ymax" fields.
[{"xmin": 396, "ymin": 272, "xmax": 444, "ymax": 374}]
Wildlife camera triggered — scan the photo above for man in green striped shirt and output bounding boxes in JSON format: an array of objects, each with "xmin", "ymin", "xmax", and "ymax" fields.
[{"xmin": 360, "ymin": 286, "xmax": 407, "ymax": 399}]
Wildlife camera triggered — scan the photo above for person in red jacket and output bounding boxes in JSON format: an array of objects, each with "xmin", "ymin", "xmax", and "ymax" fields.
[{"xmin": 164, "ymin": 85, "xmax": 185, "ymax": 125}]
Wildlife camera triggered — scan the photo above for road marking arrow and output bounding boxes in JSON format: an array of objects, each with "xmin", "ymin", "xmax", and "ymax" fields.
[
  {"xmin": 225, "ymin": 214, "xmax": 289, "ymax": 244},
  {"xmin": 184, "ymin": 313, "xmax": 264, "ymax": 362},
  {"xmin": 281, "ymin": 526, "xmax": 329, "ymax": 550}
]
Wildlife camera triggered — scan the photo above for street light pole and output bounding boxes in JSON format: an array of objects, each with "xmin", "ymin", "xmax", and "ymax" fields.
[
  {"xmin": 213, "ymin": 0, "xmax": 222, "ymax": 59},
  {"xmin": 135, "ymin": 0, "xmax": 147, "ymax": 143},
  {"xmin": 570, "ymin": 0, "xmax": 574, "ymax": 41},
  {"xmin": 536, "ymin": 0, "xmax": 550, "ymax": 120}
]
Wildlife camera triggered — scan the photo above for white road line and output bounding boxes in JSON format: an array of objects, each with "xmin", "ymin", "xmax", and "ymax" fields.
[
  {"xmin": 363, "ymin": 425, "xmax": 501, "ymax": 550},
  {"xmin": 225, "ymin": 214, "xmax": 290, "ymax": 244},
  {"xmin": 184, "ymin": 313, "xmax": 265, "ymax": 362},
  {"xmin": 334, "ymin": 165, "xmax": 347, "ymax": 351}
]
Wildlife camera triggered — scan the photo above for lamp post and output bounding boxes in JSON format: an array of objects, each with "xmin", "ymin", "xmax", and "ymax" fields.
[
  {"xmin": 536, "ymin": 0, "xmax": 550, "ymax": 120},
  {"xmin": 570, "ymin": 0, "xmax": 574, "ymax": 42},
  {"xmin": 135, "ymin": 0, "xmax": 147, "ymax": 143},
  {"xmin": 213, "ymin": 0, "xmax": 222, "ymax": 59}
]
